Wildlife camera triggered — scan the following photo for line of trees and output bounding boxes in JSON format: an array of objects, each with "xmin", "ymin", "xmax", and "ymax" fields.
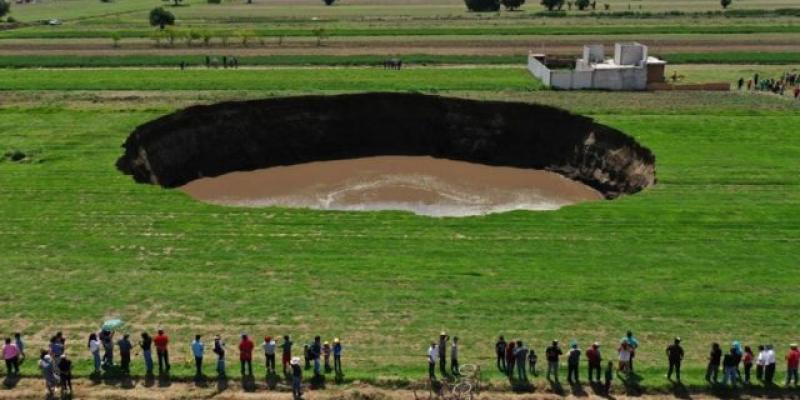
[{"xmin": 0, "ymin": 0, "xmax": 10, "ymax": 21}]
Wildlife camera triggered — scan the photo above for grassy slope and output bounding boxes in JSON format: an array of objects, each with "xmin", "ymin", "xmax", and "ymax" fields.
[{"xmin": 1, "ymin": 89, "xmax": 799, "ymax": 389}]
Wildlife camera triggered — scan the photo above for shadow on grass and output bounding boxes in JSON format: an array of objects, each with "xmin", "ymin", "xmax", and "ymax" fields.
[
  {"xmin": 619, "ymin": 372, "xmax": 643, "ymax": 396},
  {"xmin": 241, "ymin": 374, "xmax": 256, "ymax": 392},
  {"xmin": 2, "ymin": 374, "xmax": 20, "ymax": 389}
]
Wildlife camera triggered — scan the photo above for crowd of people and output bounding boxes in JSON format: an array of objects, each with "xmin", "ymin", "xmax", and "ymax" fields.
[
  {"xmin": 1, "ymin": 330, "xmax": 344, "ymax": 400},
  {"xmin": 737, "ymin": 71, "xmax": 800, "ymax": 99}
]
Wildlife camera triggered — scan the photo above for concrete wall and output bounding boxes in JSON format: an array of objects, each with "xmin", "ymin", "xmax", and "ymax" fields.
[
  {"xmin": 527, "ymin": 55, "xmax": 552, "ymax": 86},
  {"xmin": 528, "ymin": 51, "xmax": 651, "ymax": 91}
]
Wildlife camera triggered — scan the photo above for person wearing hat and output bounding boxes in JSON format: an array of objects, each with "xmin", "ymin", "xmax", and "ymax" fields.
[
  {"xmin": 785, "ymin": 343, "xmax": 800, "ymax": 387},
  {"xmin": 191, "ymin": 334, "xmax": 204, "ymax": 377},
  {"xmin": 262, "ymin": 336, "xmax": 276, "ymax": 374},
  {"xmin": 438, "ymin": 332, "xmax": 449, "ymax": 378},
  {"xmin": 666, "ymin": 337, "xmax": 684, "ymax": 382},
  {"xmin": 239, "ymin": 334, "xmax": 254, "ymax": 376},
  {"xmin": 567, "ymin": 341, "xmax": 581, "ymax": 384},
  {"xmin": 586, "ymin": 342, "xmax": 602, "ymax": 383},
  {"xmin": 545, "ymin": 340, "xmax": 562, "ymax": 382},
  {"xmin": 322, "ymin": 340, "xmax": 332, "ymax": 373},
  {"xmin": 450, "ymin": 336, "xmax": 460, "ymax": 377},
  {"xmin": 291, "ymin": 356, "xmax": 303, "ymax": 399},
  {"xmin": 427, "ymin": 342, "xmax": 438, "ymax": 380},
  {"xmin": 333, "ymin": 338, "xmax": 343, "ymax": 375},
  {"xmin": 213, "ymin": 335, "xmax": 226, "ymax": 377},
  {"xmin": 117, "ymin": 333, "xmax": 133, "ymax": 374},
  {"xmin": 58, "ymin": 353, "xmax": 73, "ymax": 394}
]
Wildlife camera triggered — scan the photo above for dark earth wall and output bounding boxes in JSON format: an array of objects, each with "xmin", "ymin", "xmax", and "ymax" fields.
[{"xmin": 117, "ymin": 93, "xmax": 656, "ymax": 199}]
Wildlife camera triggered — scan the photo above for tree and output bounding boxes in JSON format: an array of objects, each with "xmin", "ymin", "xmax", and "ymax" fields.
[
  {"xmin": 540, "ymin": 0, "xmax": 563, "ymax": 11},
  {"xmin": 323, "ymin": 0, "xmax": 335, "ymax": 4},
  {"xmin": 575, "ymin": 0, "xmax": 589, "ymax": 10},
  {"xmin": 149, "ymin": 7, "xmax": 175, "ymax": 29},
  {"xmin": 0, "ymin": 0, "xmax": 10, "ymax": 20},
  {"xmin": 464, "ymin": 0, "xmax": 500, "ymax": 12},
  {"xmin": 312, "ymin": 27, "xmax": 328, "ymax": 46},
  {"xmin": 500, "ymin": 0, "xmax": 524, "ymax": 11},
  {"xmin": 110, "ymin": 31, "xmax": 121, "ymax": 48},
  {"xmin": 721, "ymin": 0, "xmax": 732, "ymax": 9}
]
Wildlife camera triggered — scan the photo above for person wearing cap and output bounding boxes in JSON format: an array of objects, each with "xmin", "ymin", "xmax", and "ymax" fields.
[
  {"xmin": 333, "ymin": 338, "xmax": 343, "ymax": 375},
  {"xmin": 263, "ymin": 336, "xmax": 276, "ymax": 374},
  {"xmin": 322, "ymin": 340, "xmax": 332, "ymax": 373},
  {"xmin": 117, "ymin": 333, "xmax": 133, "ymax": 374},
  {"xmin": 213, "ymin": 335, "xmax": 226, "ymax": 377},
  {"xmin": 282, "ymin": 335, "xmax": 293, "ymax": 375},
  {"xmin": 621, "ymin": 331, "xmax": 639, "ymax": 373},
  {"xmin": 291, "ymin": 357, "xmax": 303, "ymax": 399},
  {"xmin": 705, "ymin": 342, "xmax": 722, "ymax": 383},
  {"xmin": 765, "ymin": 344, "xmax": 777, "ymax": 384},
  {"xmin": 785, "ymin": 344, "xmax": 800, "ymax": 387},
  {"xmin": 450, "ymin": 336, "xmax": 460, "ymax": 377},
  {"xmin": 545, "ymin": 340, "xmax": 562, "ymax": 382},
  {"xmin": 666, "ymin": 337, "xmax": 684, "ymax": 382},
  {"xmin": 515, "ymin": 340, "xmax": 529, "ymax": 382},
  {"xmin": 438, "ymin": 332, "xmax": 449, "ymax": 378},
  {"xmin": 154, "ymin": 329, "xmax": 170, "ymax": 374},
  {"xmin": 567, "ymin": 341, "xmax": 581, "ymax": 384},
  {"xmin": 496, "ymin": 336, "xmax": 507, "ymax": 373},
  {"xmin": 191, "ymin": 335, "xmax": 204, "ymax": 377},
  {"xmin": 586, "ymin": 342, "xmax": 602, "ymax": 383},
  {"xmin": 427, "ymin": 342, "xmax": 438, "ymax": 380},
  {"xmin": 239, "ymin": 334, "xmax": 254, "ymax": 376},
  {"xmin": 58, "ymin": 353, "xmax": 73, "ymax": 394}
]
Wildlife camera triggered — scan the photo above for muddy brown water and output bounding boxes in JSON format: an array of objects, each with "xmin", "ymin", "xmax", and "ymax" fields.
[{"xmin": 180, "ymin": 156, "xmax": 603, "ymax": 217}]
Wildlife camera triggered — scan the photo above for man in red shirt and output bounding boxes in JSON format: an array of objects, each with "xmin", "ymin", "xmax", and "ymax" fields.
[
  {"xmin": 154, "ymin": 329, "xmax": 170, "ymax": 374},
  {"xmin": 786, "ymin": 344, "xmax": 800, "ymax": 387},
  {"xmin": 586, "ymin": 342, "xmax": 602, "ymax": 382},
  {"xmin": 239, "ymin": 334, "xmax": 254, "ymax": 377}
]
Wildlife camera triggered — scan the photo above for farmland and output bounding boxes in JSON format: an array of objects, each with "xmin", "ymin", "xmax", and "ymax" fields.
[{"xmin": 1, "ymin": 0, "xmax": 800, "ymax": 397}]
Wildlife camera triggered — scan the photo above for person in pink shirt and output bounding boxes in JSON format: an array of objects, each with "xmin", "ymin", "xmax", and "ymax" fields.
[
  {"xmin": 3, "ymin": 337, "xmax": 20, "ymax": 375},
  {"xmin": 786, "ymin": 344, "xmax": 800, "ymax": 387}
]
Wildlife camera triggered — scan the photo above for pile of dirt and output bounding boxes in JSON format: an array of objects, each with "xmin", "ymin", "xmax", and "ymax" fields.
[{"xmin": 117, "ymin": 93, "xmax": 656, "ymax": 202}]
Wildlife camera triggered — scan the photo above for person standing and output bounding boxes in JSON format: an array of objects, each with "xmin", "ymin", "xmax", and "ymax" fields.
[
  {"xmin": 496, "ymin": 336, "xmax": 507, "ymax": 373},
  {"xmin": 333, "ymin": 338, "xmax": 344, "ymax": 375},
  {"xmin": 263, "ymin": 336, "xmax": 276, "ymax": 374},
  {"xmin": 666, "ymin": 337, "xmax": 684, "ymax": 382},
  {"xmin": 622, "ymin": 331, "xmax": 639, "ymax": 373},
  {"xmin": 427, "ymin": 342, "xmax": 438, "ymax": 380},
  {"xmin": 117, "ymin": 334, "xmax": 132, "ymax": 374},
  {"xmin": 154, "ymin": 329, "xmax": 170, "ymax": 374},
  {"xmin": 545, "ymin": 340, "xmax": 562, "ymax": 382},
  {"xmin": 311, "ymin": 336, "xmax": 322, "ymax": 377},
  {"xmin": 528, "ymin": 347, "xmax": 538, "ymax": 376},
  {"xmin": 213, "ymin": 335, "xmax": 226, "ymax": 377},
  {"xmin": 438, "ymin": 332, "xmax": 449, "ymax": 378},
  {"xmin": 99, "ymin": 329, "xmax": 114, "ymax": 368},
  {"xmin": 291, "ymin": 357, "xmax": 303, "ymax": 400},
  {"xmin": 140, "ymin": 332, "xmax": 154, "ymax": 376},
  {"xmin": 604, "ymin": 361, "xmax": 613, "ymax": 394},
  {"xmin": 618, "ymin": 342, "xmax": 632, "ymax": 375},
  {"xmin": 282, "ymin": 335, "xmax": 293, "ymax": 375},
  {"xmin": 88, "ymin": 333, "xmax": 101, "ymax": 374},
  {"xmin": 322, "ymin": 340, "xmax": 331, "ymax": 373},
  {"xmin": 706, "ymin": 343, "xmax": 722, "ymax": 384},
  {"xmin": 58, "ymin": 354, "xmax": 72, "ymax": 394},
  {"xmin": 505, "ymin": 340, "xmax": 516, "ymax": 378},
  {"xmin": 49, "ymin": 334, "xmax": 65, "ymax": 365},
  {"xmin": 450, "ymin": 336, "xmax": 460, "ymax": 377},
  {"xmin": 515, "ymin": 340, "xmax": 529, "ymax": 382},
  {"xmin": 239, "ymin": 334, "xmax": 254, "ymax": 376},
  {"xmin": 786, "ymin": 344, "xmax": 800, "ymax": 387},
  {"xmin": 567, "ymin": 342, "xmax": 581, "ymax": 384},
  {"xmin": 586, "ymin": 342, "xmax": 601, "ymax": 383},
  {"xmin": 766, "ymin": 344, "xmax": 777, "ymax": 384},
  {"xmin": 756, "ymin": 345, "xmax": 767, "ymax": 381},
  {"xmin": 722, "ymin": 347, "xmax": 737, "ymax": 387},
  {"xmin": 2, "ymin": 338, "xmax": 19, "ymax": 375},
  {"xmin": 38, "ymin": 351, "xmax": 57, "ymax": 397},
  {"xmin": 14, "ymin": 333, "xmax": 24, "ymax": 364},
  {"xmin": 192, "ymin": 335, "xmax": 204, "ymax": 377},
  {"xmin": 743, "ymin": 345, "xmax": 754, "ymax": 384}
]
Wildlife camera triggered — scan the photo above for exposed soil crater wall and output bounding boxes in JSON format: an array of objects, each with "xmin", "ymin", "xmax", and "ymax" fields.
[{"xmin": 117, "ymin": 93, "xmax": 656, "ymax": 199}]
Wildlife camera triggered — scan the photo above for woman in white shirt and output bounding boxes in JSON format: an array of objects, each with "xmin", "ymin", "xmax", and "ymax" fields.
[
  {"xmin": 618, "ymin": 342, "xmax": 632, "ymax": 374},
  {"xmin": 756, "ymin": 345, "xmax": 767, "ymax": 381},
  {"xmin": 87, "ymin": 333, "xmax": 101, "ymax": 374}
]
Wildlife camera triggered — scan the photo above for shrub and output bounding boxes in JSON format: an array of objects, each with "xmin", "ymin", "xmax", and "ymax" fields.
[
  {"xmin": 110, "ymin": 31, "xmax": 121, "ymax": 47},
  {"xmin": 323, "ymin": 0, "xmax": 335, "ymax": 4},
  {"xmin": 465, "ymin": 0, "xmax": 500, "ymax": 12},
  {"xmin": 6, "ymin": 16, "xmax": 15, "ymax": 23},
  {"xmin": 540, "ymin": 0, "xmax": 563, "ymax": 11},
  {"xmin": 500, "ymin": 0, "xmax": 524, "ymax": 11},
  {"xmin": 149, "ymin": 7, "xmax": 175, "ymax": 29},
  {"xmin": 721, "ymin": 0, "xmax": 731, "ymax": 9},
  {"xmin": 575, "ymin": 0, "xmax": 589, "ymax": 10}
]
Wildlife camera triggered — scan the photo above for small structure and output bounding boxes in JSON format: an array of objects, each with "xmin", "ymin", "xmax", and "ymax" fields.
[{"xmin": 528, "ymin": 42, "xmax": 666, "ymax": 91}]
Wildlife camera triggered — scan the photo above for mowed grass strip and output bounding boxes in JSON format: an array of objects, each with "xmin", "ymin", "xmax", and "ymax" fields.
[{"xmin": 0, "ymin": 67, "xmax": 540, "ymax": 91}]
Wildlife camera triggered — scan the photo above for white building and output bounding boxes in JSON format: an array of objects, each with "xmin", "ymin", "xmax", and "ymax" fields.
[{"xmin": 528, "ymin": 42, "xmax": 666, "ymax": 91}]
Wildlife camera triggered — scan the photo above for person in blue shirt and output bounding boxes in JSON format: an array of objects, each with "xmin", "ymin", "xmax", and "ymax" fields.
[
  {"xmin": 14, "ymin": 333, "xmax": 25, "ymax": 363},
  {"xmin": 333, "ymin": 338, "xmax": 343, "ymax": 375},
  {"xmin": 621, "ymin": 331, "xmax": 639, "ymax": 373},
  {"xmin": 192, "ymin": 335, "xmax": 205, "ymax": 377}
]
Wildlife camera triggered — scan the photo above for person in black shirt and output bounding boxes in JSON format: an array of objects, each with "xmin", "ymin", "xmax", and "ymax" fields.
[
  {"xmin": 666, "ymin": 337, "xmax": 684, "ymax": 382},
  {"xmin": 706, "ymin": 343, "xmax": 722, "ymax": 383},
  {"xmin": 546, "ymin": 340, "xmax": 563, "ymax": 383},
  {"xmin": 438, "ymin": 332, "xmax": 449, "ymax": 378},
  {"xmin": 58, "ymin": 354, "xmax": 72, "ymax": 394},
  {"xmin": 496, "ymin": 336, "xmax": 507, "ymax": 372},
  {"xmin": 140, "ymin": 332, "xmax": 154, "ymax": 376}
]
